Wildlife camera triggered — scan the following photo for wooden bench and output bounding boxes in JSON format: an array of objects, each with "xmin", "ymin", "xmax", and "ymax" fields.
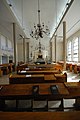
[
  {"xmin": 0, "ymin": 83, "xmax": 69, "ymax": 111},
  {"xmin": 0, "ymin": 82, "xmax": 80, "ymax": 111},
  {"xmin": 0, "ymin": 67, "xmax": 3, "ymax": 77},
  {"xmin": 0, "ymin": 111, "xmax": 80, "ymax": 120},
  {"xmin": 9, "ymin": 73, "xmax": 67, "ymax": 84},
  {"xmin": 0, "ymin": 63, "xmax": 15, "ymax": 75},
  {"xmin": 17, "ymin": 63, "xmax": 63, "ymax": 74}
]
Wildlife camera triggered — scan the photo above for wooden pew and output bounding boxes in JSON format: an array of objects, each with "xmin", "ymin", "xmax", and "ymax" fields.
[
  {"xmin": 9, "ymin": 72, "xmax": 67, "ymax": 84},
  {"xmin": 0, "ymin": 66, "xmax": 3, "ymax": 77},
  {"xmin": 28, "ymin": 63, "xmax": 56, "ymax": 68},
  {"xmin": 0, "ymin": 64, "xmax": 9, "ymax": 75},
  {"xmin": 58, "ymin": 61, "xmax": 73, "ymax": 72},
  {"xmin": 9, "ymin": 74, "xmax": 45, "ymax": 84},
  {"xmin": 64, "ymin": 82, "xmax": 80, "ymax": 110},
  {"xmin": 0, "ymin": 83, "xmax": 69, "ymax": 111},
  {"xmin": 66, "ymin": 62, "xmax": 72, "ymax": 72},
  {"xmin": 17, "ymin": 63, "xmax": 63, "ymax": 74},
  {"xmin": 64, "ymin": 82, "xmax": 80, "ymax": 98},
  {"xmin": 9, "ymin": 74, "xmax": 57, "ymax": 84},
  {"xmin": 17, "ymin": 69, "xmax": 61, "ymax": 75},
  {"xmin": 73, "ymin": 63, "xmax": 80, "ymax": 74},
  {"xmin": 0, "ymin": 111, "xmax": 80, "ymax": 120},
  {"xmin": 1, "ymin": 82, "xmax": 80, "ymax": 111},
  {"xmin": 0, "ymin": 63, "xmax": 15, "ymax": 75},
  {"xmin": 54, "ymin": 72, "xmax": 67, "ymax": 82}
]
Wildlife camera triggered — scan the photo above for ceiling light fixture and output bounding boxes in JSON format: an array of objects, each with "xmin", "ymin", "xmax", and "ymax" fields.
[
  {"xmin": 30, "ymin": 0, "xmax": 50, "ymax": 40},
  {"xmin": 35, "ymin": 40, "xmax": 45, "ymax": 51}
]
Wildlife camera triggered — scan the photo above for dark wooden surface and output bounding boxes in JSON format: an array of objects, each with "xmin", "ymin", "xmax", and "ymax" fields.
[
  {"xmin": 0, "ymin": 82, "xmax": 80, "ymax": 111},
  {"xmin": 9, "ymin": 73, "xmax": 67, "ymax": 84},
  {"xmin": 0, "ymin": 111, "xmax": 80, "ymax": 120},
  {"xmin": 0, "ymin": 83, "xmax": 69, "ymax": 111},
  {"xmin": 0, "ymin": 83, "xmax": 69, "ymax": 99},
  {"xmin": 0, "ymin": 63, "xmax": 15, "ymax": 74},
  {"xmin": 9, "ymin": 74, "xmax": 44, "ymax": 84},
  {"xmin": 18, "ymin": 70, "xmax": 60, "ymax": 75},
  {"xmin": 1, "ymin": 82, "xmax": 80, "ymax": 99},
  {"xmin": 9, "ymin": 74, "xmax": 58, "ymax": 84},
  {"xmin": 64, "ymin": 82, "xmax": 80, "ymax": 98}
]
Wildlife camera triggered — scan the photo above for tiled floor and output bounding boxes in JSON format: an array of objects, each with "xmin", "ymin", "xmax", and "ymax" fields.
[{"xmin": 0, "ymin": 71, "xmax": 80, "ymax": 111}]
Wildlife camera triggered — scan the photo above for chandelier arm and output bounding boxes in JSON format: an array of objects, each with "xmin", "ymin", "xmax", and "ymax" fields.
[
  {"xmin": 43, "ymin": 30, "xmax": 50, "ymax": 35},
  {"xmin": 30, "ymin": 0, "xmax": 50, "ymax": 40}
]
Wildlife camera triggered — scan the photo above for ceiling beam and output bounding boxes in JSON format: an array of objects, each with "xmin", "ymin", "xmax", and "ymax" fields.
[{"xmin": 50, "ymin": 0, "xmax": 74, "ymax": 41}]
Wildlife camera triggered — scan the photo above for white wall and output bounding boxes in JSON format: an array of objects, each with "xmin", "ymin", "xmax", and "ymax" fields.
[
  {"xmin": 56, "ymin": 41, "xmax": 63, "ymax": 62},
  {"xmin": 52, "ymin": 40, "xmax": 55, "ymax": 62},
  {"xmin": 17, "ymin": 43, "xmax": 23, "ymax": 62},
  {"xmin": 51, "ymin": 37, "xmax": 63, "ymax": 62}
]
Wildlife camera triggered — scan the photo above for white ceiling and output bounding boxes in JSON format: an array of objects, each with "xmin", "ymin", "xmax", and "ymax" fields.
[
  {"xmin": 57, "ymin": 0, "xmax": 80, "ymax": 39},
  {"xmin": 0, "ymin": 0, "xmax": 80, "ymax": 44},
  {"xmin": 6, "ymin": 0, "xmax": 68, "ymax": 38}
]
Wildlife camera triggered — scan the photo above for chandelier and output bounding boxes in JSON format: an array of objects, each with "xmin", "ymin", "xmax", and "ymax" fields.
[
  {"xmin": 35, "ymin": 41, "xmax": 45, "ymax": 51},
  {"xmin": 30, "ymin": 0, "xmax": 50, "ymax": 40}
]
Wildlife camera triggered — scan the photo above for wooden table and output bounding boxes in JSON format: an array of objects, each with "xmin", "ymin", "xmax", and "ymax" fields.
[
  {"xmin": 0, "ymin": 83, "xmax": 69, "ymax": 111},
  {"xmin": 0, "ymin": 111, "xmax": 80, "ymax": 120}
]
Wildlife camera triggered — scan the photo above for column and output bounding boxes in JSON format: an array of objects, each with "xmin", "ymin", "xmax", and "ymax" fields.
[
  {"xmin": 63, "ymin": 21, "xmax": 66, "ymax": 70},
  {"xmin": 50, "ymin": 41, "xmax": 52, "ymax": 62},
  {"xmin": 23, "ymin": 38, "xmax": 26, "ymax": 63},
  {"xmin": 26, "ymin": 42, "xmax": 29, "ymax": 62},
  {"xmin": 13, "ymin": 23, "xmax": 17, "ymax": 67},
  {"xmin": 55, "ymin": 35, "xmax": 57, "ymax": 62}
]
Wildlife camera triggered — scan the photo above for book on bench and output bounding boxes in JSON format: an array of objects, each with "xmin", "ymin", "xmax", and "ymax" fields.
[
  {"xmin": 32, "ymin": 85, "xmax": 39, "ymax": 95},
  {"xmin": 50, "ymin": 85, "xmax": 59, "ymax": 94}
]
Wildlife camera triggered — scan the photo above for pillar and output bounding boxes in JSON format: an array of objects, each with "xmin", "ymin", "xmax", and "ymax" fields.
[
  {"xmin": 50, "ymin": 41, "xmax": 52, "ymax": 62},
  {"xmin": 63, "ymin": 21, "xmax": 67, "ymax": 70},
  {"xmin": 23, "ymin": 38, "xmax": 26, "ymax": 63},
  {"xmin": 13, "ymin": 23, "xmax": 18, "ymax": 67},
  {"xmin": 26, "ymin": 42, "xmax": 29, "ymax": 62},
  {"xmin": 55, "ymin": 35, "xmax": 57, "ymax": 62}
]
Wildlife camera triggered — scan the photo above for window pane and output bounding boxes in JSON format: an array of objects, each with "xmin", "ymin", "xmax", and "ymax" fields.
[
  {"xmin": 73, "ymin": 37, "xmax": 78, "ymax": 62},
  {"xmin": 67, "ymin": 41, "xmax": 71, "ymax": 61}
]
